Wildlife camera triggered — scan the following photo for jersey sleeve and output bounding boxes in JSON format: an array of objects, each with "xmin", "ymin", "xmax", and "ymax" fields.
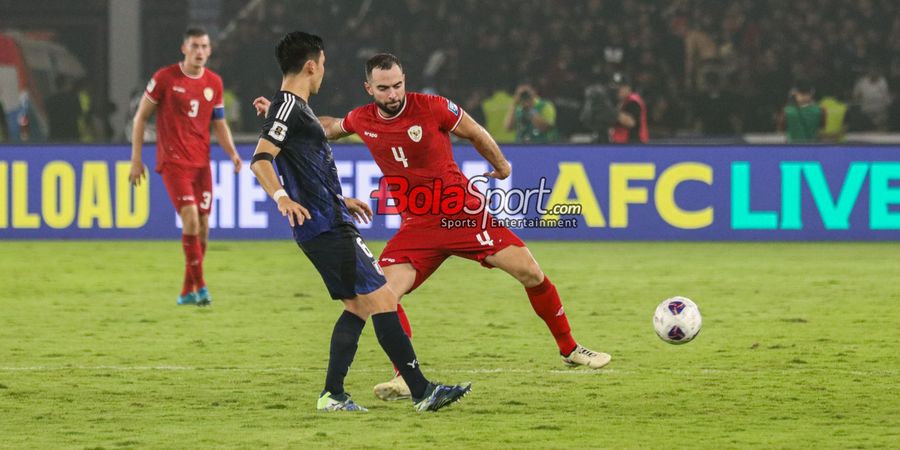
[
  {"xmin": 340, "ymin": 108, "xmax": 358, "ymax": 134},
  {"xmin": 428, "ymin": 95, "xmax": 466, "ymax": 132},
  {"xmin": 144, "ymin": 68, "xmax": 167, "ymax": 104},
  {"xmin": 212, "ymin": 75, "xmax": 225, "ymax": 120},
  {"xmin": 260, "ymin": 98, "xmax": 292, "ymax": 148}
]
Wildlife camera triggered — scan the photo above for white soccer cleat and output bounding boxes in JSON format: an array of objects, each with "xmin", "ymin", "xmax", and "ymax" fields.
[
  {"xmin": 373, "ymin": 375, "xmax": 411, "ymax": 401},
  {"xmin": 562, "ymin": 344, "xmax": 612, "ymax": 369}
]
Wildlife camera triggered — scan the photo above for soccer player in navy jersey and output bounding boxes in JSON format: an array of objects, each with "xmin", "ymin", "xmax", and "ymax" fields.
[
  {"xmin": 255, "ymin": 53, "xmax": 612, "ymax": 401},
  {"xmin": 250, "ymin": 32, "xmax": 470, "ymax": 412},
  {"xmin": 130, "ymin": 28, "xmax": 242, "ymax": 306}
]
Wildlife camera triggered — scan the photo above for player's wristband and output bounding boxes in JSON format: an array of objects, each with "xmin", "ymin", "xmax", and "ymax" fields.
[{"xmin": 272, "ymin": 189, "xmax": 288, "ymax": 202}]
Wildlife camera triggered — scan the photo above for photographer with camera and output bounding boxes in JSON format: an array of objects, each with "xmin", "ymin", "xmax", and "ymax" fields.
[{"xmin": 504, "ymin": 84, "xmax": 558, "ymax": 143}]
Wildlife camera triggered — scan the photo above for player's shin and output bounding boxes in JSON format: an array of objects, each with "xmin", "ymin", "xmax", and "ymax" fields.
[
  {"xmin": 525, "ymin": 276, "xmax": 578, "ymax": 355},
  {"xmin": 371, "ymin": 311, "xmax": 429, "ymax": 400},
  {"xmin": 324, "ymin": 311, "xmax": 366, "ymax": 396},
  {"xmin": 390, "ymin": 303, "xmax": 414, "ymax": 375},
  {"xmin": 181, "ymin": 234, "xmax": 206, "ymax": 292}
]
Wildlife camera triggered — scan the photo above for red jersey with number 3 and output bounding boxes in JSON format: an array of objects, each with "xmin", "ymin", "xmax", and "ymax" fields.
[
  {"xmin": 341, "ymin": 92, "xmax": 469, "ymax": 222},
  {"xmin": 144, "ymin": 63, "xmax": 223, "ymax": 171}
]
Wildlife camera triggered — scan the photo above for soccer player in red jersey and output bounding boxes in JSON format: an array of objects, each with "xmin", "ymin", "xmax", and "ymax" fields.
[
  {"xmin": 129, "ymin": 28, "xmax": 242, "ymax": 306},
  {"xmin": 255, "ymin": 54, "xmax": 611, "ymax": 400}
]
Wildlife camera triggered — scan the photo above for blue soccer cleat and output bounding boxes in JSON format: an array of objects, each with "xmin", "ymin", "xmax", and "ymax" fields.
[
  {"xmin": 177, "ymin": 292, "xmax": 199, "ymax": 305},
  {"xmin": 413, "ymin": 382, "xmax": 472, "ymax": 412},
  {"xmin": 196, "ymin": 286, "xmax": 212, "ymax": 306},
  {"xmin": 317, "ymin": 391, "xmax": 368, "ymax": 412}
]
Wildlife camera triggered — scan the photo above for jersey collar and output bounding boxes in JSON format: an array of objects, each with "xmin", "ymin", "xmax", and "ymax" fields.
[
  {"xmin": 376, "ymin": 95, "xmax": 408, "ymax": 121},
  {"xmin": 179, "ymin": 63, "xmax": 205, "ymax": 79}
]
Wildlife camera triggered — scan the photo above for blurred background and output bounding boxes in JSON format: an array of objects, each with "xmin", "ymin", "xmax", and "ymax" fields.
[{"xmin": 1, "ymin": 0, "xmax": 899, "ymax": 144}]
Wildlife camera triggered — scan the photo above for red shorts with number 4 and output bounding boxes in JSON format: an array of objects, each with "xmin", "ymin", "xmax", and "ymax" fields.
[
  {"xmin": 378, "ymin": 211, "xmax": 525, "ymax": 293},
  {"xmin": 160, "ymin": 163, "xmax": 213, "ymax": 215}
]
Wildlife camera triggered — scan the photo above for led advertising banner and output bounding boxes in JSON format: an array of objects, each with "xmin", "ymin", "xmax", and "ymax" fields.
[{"xmin": 0, "ymin": 145, "xmax": 898, "ymax": 240}]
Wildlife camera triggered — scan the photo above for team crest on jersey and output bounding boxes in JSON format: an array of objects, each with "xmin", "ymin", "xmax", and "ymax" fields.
[
  {"xmin": 203, "ymin": 87, "xmax": 214, "ymax": 101},
  {"xmin": 407, "ymin": 125, "xmax": 423, "ymax": 142},
  {"xmin": 447, "ymin": 100, "xmax": 459, "ymax": 116}
]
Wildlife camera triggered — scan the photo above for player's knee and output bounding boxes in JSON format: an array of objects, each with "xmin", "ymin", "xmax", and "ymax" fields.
[{"xmin": 517, "ymin": 261, "xmax": 545, "ymax": 288}]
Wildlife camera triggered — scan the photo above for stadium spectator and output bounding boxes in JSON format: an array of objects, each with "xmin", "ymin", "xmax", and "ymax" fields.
[
  {"xmin": 779, "ymin": 82, "xmax": 825, "ymax": 143},
  {"xmin": 853, "ymin": 65, "xmax": 893, "ymax": 129},
  {"xmin": 128, "ymin": 28, "xmax": 242, "ymax": 306},
  {"xmin": 250, "ymin": 32, "xmax": 470, "ymax": 412},
  {"xmin": 480, "ymin": 87, "xmax": 516, "ymax": 143},
  {"xmin": 504, "ymin": 84, "xmax": 558, "ymax": 143},
  {"xmin": 609, "ymin": 73, "xmax": 649, "ymax": 144},
  {"xmin": 818, "ymin": 84, "xmax": 850, "ymax": 142},
  {"xmin": 45, "ymin": 76, "xmax": 81, "ymax": 141},
  {"xmin": 692, "ymin": 71, "xmax": 740, "ymax": 136},
  {"xmin": 579, "ymin": 82, "xmax": 618, "ymax": 142}
]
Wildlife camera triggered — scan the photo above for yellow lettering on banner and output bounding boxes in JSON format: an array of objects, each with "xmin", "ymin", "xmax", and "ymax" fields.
[
  {"xmin": 78, "ymin": 162, "xmax": 113, "ymax": 228},
  {"xmin": 655, "ymin": 163, "xmax": 714, "ymax": 229},
  {"xmin": 42, "ymin": 161, "xmax": 77, "ymax": 229},
  {"xmin": 12, "ymin": 162, "xmax": 40, "ymax": 228},
  {"xmin": 115, "ymin": 162, "xmax": 149, "ymax": 228},
  {"xmin": 0, "ymin": 162, "xmax": 7, "ymax": 228},
  {"xmin": 609, "ymin": 163, "xmax": 655, "ymax": 228},
  {"xmin": 542, "ymin": 162, "xmax": 606, "ymax": 227}
]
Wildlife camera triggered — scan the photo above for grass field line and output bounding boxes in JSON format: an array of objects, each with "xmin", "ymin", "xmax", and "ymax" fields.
[{"xmin": 0, "ymin": 365, "xmax": 896, "ymax": 376}]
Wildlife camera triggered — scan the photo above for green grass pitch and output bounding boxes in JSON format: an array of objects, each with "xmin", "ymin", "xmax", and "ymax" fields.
[{"xmin": 0, "ymin": 240, "xmax": 897, "ymax": 449}]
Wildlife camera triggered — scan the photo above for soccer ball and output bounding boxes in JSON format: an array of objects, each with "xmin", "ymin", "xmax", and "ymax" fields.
[{"xmin": 653, "ymin": 296, "xmax": 702, "ymax": 344}]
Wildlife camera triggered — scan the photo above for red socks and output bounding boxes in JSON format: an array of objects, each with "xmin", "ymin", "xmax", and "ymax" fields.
[
  {"xmin": 181, "ymin": 234, "xmax": 205, "ymax": 295},
  {"xmin": 526, "ymin": 276, "xmax": 577, "ymax": 355},
  {"xmin": 396, "ymin": 303, "xmax": 413, "ymax": 339}
]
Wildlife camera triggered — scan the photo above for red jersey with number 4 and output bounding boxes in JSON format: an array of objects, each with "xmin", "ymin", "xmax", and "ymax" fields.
[
  {"xmin": 144, "ymin": 63, "xmax": 223, "ymax": 171},
  {"xmin": 341, "ymin": 92, "xmax": 469, "ymax": 221}
]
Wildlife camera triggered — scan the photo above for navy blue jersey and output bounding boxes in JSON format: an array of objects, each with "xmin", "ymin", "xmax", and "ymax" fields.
[{"xmin": 260, "ymin": 91, "xmax": 354, "ymax": 242}]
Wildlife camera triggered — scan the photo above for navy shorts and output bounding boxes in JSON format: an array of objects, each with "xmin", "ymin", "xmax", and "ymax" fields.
[{"xmin": 298, "ymin": 223, "xmax": 386, "ymax": 300}]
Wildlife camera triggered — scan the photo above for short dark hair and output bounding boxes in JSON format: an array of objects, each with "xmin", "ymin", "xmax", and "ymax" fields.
[
  {"xmin": 184, "ymin": 27, "xmax": 208, "ymax": 40},
  {"xmin": 793, "ymin": 80, "xmax": 814, "ymax": 94},
  {"xmin": 275, "ymin": 31, "xmax": 324, "ymax": 75},
  {"xmin": 366, "ymin": 53, "xmax": 403, "ymax": 79}
]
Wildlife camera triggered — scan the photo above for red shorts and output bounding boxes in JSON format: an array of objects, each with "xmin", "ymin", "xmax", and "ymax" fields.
[
  {"xmin": 160, "ymin": 163, "xmax": 213, "ymax": 215},
  {"xmin": 379, "ymin": 211, "xmax": 525, "ymax": 293}
]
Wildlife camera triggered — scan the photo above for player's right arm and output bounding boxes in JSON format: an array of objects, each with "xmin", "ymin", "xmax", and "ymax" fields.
[
  {"xmin": 129, "ymin": 95, "xmax": 157, "ymax": 186},
  {"xmin": 250, "ymin": 140, "xmax": 311, "ymax": 227},
  {"xmin": 453, "ymin": 113, "xmax": 512, "ymax": 180},
  {"xmin": 318, "ymin": 116, "xmax": 351, "ymax": 140}
]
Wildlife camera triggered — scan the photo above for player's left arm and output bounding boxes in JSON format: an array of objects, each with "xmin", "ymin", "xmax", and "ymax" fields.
[
  {"xmin": 452, "ymin": 114, "xmax": 511, "ymax": 180},
  {"xmin": 252, "ymin": 96, "xmax": 350, "ymax": 140},
  {"xmin": 212, "ymin": 118, "xmax": 242, "ymax": 173}
]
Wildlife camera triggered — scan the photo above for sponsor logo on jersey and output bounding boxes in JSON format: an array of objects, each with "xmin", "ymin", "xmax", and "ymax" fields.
[
  {"xmin": 407, "ymin": 125, "xmax": 422, "ymax": 142},
  {"xmin": 268, "ymin": 121, "xmax": 288, "ymax": 142},
  {"xmin": 447, "ymin": 100, "xmax": 459, "ymax": 116},
  {"xmin": 203, "ymin": 87, "xmax": 214, "ymax": 101},
  {"xmin": 172, "ymin": 86, "xmax": 186, "ymax": 93},
  {"xmin": 146, "ymin": 78, "xmax": 156, "ymax": 93},
  {"xmin": 364, "ymin": 130, "xmax": 378, "ymax": 138}
]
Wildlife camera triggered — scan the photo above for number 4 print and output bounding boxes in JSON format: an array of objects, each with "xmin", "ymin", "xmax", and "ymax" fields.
[
  {"xmin": 476, "ymin": 230, "xmax": 494, "ymax": 247},
  {"xmin": 391, "ymin": 146, "xmax": 409, "ymax": 168}
]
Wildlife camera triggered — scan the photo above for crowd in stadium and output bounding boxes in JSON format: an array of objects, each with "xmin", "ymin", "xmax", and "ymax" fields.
[
  {"xmin": 212, "ymin": 0, "xmax": 900, "ymax": 141},
  {"xmin": 19, "ymin": 0, "xmax": 899, "ymax": 143}
]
